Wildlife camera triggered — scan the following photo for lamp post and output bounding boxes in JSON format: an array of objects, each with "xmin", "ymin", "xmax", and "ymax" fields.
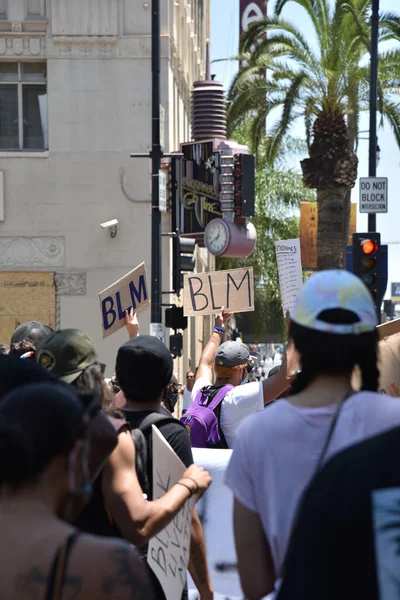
[{"xmin": 368, "ymin": 0, "xmax": 379, "ymax": 233}]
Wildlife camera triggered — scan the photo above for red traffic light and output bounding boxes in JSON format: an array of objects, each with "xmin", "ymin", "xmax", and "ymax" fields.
[{"xmin": 362, "ymin": 239, "xmax": 378, "ymax": 255}]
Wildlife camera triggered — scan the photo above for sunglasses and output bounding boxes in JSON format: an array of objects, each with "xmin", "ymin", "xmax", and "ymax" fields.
[
  {"xmin": 169, "ymin": 382, "xmax": 182, "ymax": 392},
  {"xmin": 246, "ymin": 364, "xmax": 254, "ymax": 374}
]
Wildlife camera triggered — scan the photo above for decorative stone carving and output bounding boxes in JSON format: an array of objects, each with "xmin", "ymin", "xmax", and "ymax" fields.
[
  {"xmin": 50, "ymin": 37, "xmax": 117, "ymax": 59},
  {"xmin": 55, "ymin": 272, "xmax": 86, "ymax": 296},
  {"xmin": 0, "ymin": 36, "xmax": 46, "ymax": 58},
  {"xmin": 0, "ymin": 237, "xmax": 65, "ymax": 268},
  {"xmin": 11, "ymin": 22, "xmax": 23, "ymax": 33}
]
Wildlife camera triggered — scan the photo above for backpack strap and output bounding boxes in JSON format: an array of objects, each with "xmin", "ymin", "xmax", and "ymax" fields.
[
  {"xmin": 136, "ymin": 411, "xmax": 188, "ymax": 434},
  {"xmin": 45, "ymin": 533, "xmax": 82, "ymax": 600}
]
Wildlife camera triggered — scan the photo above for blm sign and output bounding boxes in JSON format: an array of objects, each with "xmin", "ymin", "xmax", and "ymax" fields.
[
  {"xmin": 99, "ymin": 263, "xmax": 149, "ymax": 338},
  {"xmin": 359, "ymin": 177, "xmax": 388, "ymax": 214}
]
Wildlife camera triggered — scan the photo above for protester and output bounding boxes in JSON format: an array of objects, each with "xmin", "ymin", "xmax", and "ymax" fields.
[
  {"xmin": 185, "ymin": 309, "xmax": 292, "ymax": 449},
  {"xmin": 9, "ymin": 320, "xmax": 53, "ymax": 359},
  {"xmin": 276, "ymin": 424, "xmax": 400, "ymax": 600},
  {"xmin": 225, "ymin": 270, "xmax": 400, "ymax": 600},
  {"xmin": 162, "ymin": 374, "xmax": 182, "ymax": 414},
  {"xmin": 110, "ymin": 335, "xmax": 214, "ymax": 600},
  {"xmin": 0, "ymin": 353, "xmax": 57, "ymax": 398},
  {"xmin": 0, "ymin": 382, "xmax": 153, "ymax": 600},
  {"xmin": 36, "ymin": 328, "xmax": 111, "ymax": 408},
  {"xmin": 182, "ymin": 370, "xmax": 195, "ymax": 412},
  {"xmin": 0, "ymin": 344, "xmax": 9, "ymax": 355}
]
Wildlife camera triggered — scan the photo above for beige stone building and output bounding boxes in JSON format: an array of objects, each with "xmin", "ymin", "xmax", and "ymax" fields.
[{"xmin": 0, "ymin": 0, "xmax": 212, "ymax": 378}]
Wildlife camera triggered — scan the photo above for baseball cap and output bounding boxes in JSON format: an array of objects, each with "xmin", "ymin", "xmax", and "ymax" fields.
[
  {"xmin": 36, "ymin": 329, "xmax": 98, "ymax": 384},
  {"xmin": 215, "ymin": 341, "xmax": 250, "ymax": 367},
  {"xmin": 116, "ymin": 335, "xmax": 173, "ymax": 399},
  {"xmin": 291, "ymin": 270, "xmax": 377, "ymax": 335},
  {"xmin": 11, "ymin": 321, "xmax": 53, "ymax": 347}
]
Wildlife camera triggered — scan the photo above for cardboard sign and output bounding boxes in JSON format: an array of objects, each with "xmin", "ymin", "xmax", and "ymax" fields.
[
  {"xmin": 300, "ymin": 202, "xmax": 357, "ymax": 270},
  {"xmin": 148, "ymin": 427, "xmax": 196, "ymax": 600},
  {"xmin": 275, "ymin": 239, "xmax": 303, "ymax": 316},
  {"xmin": 376, "ymin": 319, "xmax": 400, "ymax": 396},
  {"xmin": 99, "ymin": 263, "xmax": 149, "ymax": 338},
  {"xmin": 183, "ymin": 267, "xmax": 254, "ymax": 317}
]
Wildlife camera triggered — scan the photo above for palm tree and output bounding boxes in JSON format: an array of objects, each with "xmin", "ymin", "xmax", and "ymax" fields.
[{"xmin": 228, "ymin": 0, "xmax": 400, "ymax": 270}]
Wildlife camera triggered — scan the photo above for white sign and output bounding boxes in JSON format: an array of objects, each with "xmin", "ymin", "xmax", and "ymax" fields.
[
  {"xmin": 275, "ymin": 238, "xmax": 303, "ymax": 316},
  {"xmin": 187, "ymin": 449, "xmax": 243, "ymax": 600},
  {"xmin": 148, "ymin": 426, "xmax": 196, "ymax": 600},
  {"xmin": 159, "ymin": 171, "xmax": 167, "ymax": 213},
  {"xmin": 359, "ymin": 177, "xmax": 388, "ymax": 213},
  {"xmin": 150, "ymin": 322, "xmax": 165, "ymax": 343}
]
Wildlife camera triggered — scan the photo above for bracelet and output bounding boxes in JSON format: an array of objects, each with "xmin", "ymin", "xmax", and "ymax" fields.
[
  {"xmin": 213, "ymin": 325, "xmax": 224, "ymax": 335},
  {"xmin": 181, "ymin": 476, "xmax": 199, "ymax": 494},
  {"xmin": 176, "ymin": 481, "xmax": 194, "ymax": 497}
]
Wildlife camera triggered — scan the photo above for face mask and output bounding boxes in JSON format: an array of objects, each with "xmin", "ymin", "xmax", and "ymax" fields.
[
  {"xmin": 241, "ymin": 372, "xmax": 248, "ymax": 385},
  {"xmin": 165, "ymin": 389, "xmax": 179, "ymax": 412},
  {"xmin": 62, "ymin": 442, "xmax": 92, "ymax": 522}
]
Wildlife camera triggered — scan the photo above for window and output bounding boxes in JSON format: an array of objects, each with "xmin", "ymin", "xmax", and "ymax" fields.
[{"xmin": 0, "ymin": 62, "xmax": 47, "ymax": 151}]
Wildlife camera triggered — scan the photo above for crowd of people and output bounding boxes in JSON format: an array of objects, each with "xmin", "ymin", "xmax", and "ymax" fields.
[{"xmin": 1, "ymin": 268, "xmax": 399, "ymax": 599}]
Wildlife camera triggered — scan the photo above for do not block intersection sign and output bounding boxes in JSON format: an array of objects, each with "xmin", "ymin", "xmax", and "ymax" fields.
[{"xmin": 359, "ymin": 177, "xmax": 388, "ymax": 214}]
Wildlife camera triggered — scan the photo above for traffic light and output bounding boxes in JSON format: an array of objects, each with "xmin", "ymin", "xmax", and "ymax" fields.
[
  {"xmin": 173, "ymin": 236, "xmax": 196, "ymax": 294},
  {"xmin": 352, "ymin": 233, "xmax": 381, "ymax": 300},
  {"xmin": 165, "ymin": 305, "xmax": 188, "ymax": 331},
  {"xmin": 169, "ymin": 333, "xmax": 183, "ymax": 358}
]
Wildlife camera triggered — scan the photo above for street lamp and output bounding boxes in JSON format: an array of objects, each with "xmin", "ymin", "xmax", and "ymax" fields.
[{"xmin": 368, "ymin": 0, "xmax": 379, "ymax": 233}]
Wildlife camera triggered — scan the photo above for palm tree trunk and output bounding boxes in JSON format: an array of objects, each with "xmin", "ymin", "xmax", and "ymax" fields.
[{"xmin": 317, "ymin": 188, "xmax": 348, "ymax": 270}]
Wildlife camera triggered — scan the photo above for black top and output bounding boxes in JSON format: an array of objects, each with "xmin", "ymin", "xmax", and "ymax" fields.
[
  {"xmin": 122, "ymin": 408, "xmax": 194, "ymax": 499},
  {"xmin": 277, "ymin": 425, "xmax": 400, "ymax": 600}
]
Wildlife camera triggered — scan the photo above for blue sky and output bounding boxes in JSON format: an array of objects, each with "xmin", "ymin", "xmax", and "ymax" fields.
[{"xmin": 210, "ymin": 0, "xmax": 400, "ymax": 295}]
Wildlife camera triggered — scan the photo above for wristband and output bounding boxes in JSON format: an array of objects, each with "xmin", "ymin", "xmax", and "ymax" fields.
[
  {"xmin": 181, "ymin": 476, "xmax": 199, "ymax": 494},
  {"xmin": 176, "ymin": 481, "xmax": 194, "ymax": 497},
  {"xmin": 213, "ymin": 325, "xmax": 224, "ymax": 335}
]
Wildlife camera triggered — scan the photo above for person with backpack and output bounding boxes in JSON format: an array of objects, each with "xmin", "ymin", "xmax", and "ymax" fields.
[
  {"xmin": 103, "ymin": 335, "xmax": 214, "ymax": 600},
  {"xmin": 181, "ymin": 309, "xmax": 292, "ymax": 449}
]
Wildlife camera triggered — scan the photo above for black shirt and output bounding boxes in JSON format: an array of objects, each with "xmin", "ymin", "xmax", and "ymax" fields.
[
  {"xmin": 277, "ymin": 425, "xmax": 400, "ymax": 600},
  {"xmin": 122, "ymin": 407, "xmax": 193, "ymax": 500}
]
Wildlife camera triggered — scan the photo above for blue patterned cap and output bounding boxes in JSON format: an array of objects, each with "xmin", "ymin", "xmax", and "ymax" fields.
[{"xmin": 291, "ymin": 270, "xmax": 377, "ymax": 335}]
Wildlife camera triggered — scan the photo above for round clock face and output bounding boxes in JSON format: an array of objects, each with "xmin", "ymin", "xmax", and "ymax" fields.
[{"xmin": 204, "ymin": 219, "xmax": 230, "ymax": 255}]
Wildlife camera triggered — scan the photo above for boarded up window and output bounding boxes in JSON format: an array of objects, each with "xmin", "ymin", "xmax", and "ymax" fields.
[{"xmin": 0, "ymin": 272, "xmax": 56, "ymax": 344}]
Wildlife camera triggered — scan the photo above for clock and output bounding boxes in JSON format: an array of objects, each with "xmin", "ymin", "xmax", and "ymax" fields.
[
  {"xmin": 204, "ymin": 218, "xmax": 230, "ymax": 255},
  {"xmin": 204, "ymin": 218, "xmax": 257, "ymax": 258}
]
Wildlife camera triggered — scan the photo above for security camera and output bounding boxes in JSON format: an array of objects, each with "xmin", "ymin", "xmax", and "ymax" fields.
[{"xmin": 100, "ymin": 219, "xmax": 118, "ymax": 238}]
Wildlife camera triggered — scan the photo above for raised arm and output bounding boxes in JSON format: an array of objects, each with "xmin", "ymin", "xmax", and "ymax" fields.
[
  {"xmin": 195, "ymin": 309, "xmax": 233, "ymax": 382},
  {"xmin": 102, "ymin": 430, "xmax": 212, "ymax": 547},
  {"xmin": 262, "ymin": 327, "xmax": 297, "ymax": 405}
]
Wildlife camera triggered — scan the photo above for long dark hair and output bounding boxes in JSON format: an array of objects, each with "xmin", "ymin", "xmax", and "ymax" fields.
[{"xmin": 289, "ymin": 309, "xmax": 379, "ymax": 395}]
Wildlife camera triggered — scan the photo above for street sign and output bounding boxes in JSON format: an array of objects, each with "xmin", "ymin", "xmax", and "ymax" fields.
[
  {"xmin": 359, "ymin": 177, "xmax": 388, "ymax": 213},
  {"xmin": 150, "ymin": 322, "xmax": 165, "ymax": 344},
  {"xmin": 159, "ymin": 170, "xmax": 167, "ymax": 213}
]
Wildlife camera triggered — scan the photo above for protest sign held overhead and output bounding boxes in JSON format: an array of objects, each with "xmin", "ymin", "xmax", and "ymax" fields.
[
  {"xmin": 183, "ymin": 267, "xmax": 254, "ymax": 317},
  {"xmin": 275, "ymin": 239, "xmax": 303, "ymax": 315},
  {"xmin": 99, "ymin": 263, "xmax": 149, "ymax": 338},
  {"xmin": 148, "ymin": 426, "xmax": 196, "ymax": 600}
]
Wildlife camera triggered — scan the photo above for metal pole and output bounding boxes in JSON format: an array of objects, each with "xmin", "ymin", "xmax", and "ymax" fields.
[
  {"xmin": 151, "ymin": 0, "xmax": 162, "ymax": 329},
  {"xmin": 368, "ymin": 0, "xmax": 379, "ymax": 233}
]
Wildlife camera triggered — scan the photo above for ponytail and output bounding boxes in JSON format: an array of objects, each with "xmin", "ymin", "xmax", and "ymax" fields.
[{"xmin": 358, "ymin": 330, "xmax": 379, "ymax": 392}]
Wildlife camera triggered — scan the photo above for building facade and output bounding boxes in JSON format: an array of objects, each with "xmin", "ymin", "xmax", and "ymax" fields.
[{"xmin": 0, "ymin": 0, "xmax": 212, "ymax": 376}]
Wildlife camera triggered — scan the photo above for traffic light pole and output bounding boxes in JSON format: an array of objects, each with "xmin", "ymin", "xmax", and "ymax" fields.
[
  {"xmin": 151, "ymin": 0, "xmax": 162, "ymax": 329},
  {"xmin": 368, "ymin": 0, "xmax": 379, "ymax": 233}
]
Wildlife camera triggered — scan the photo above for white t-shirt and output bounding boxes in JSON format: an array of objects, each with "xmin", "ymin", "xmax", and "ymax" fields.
[
  {"xmin": 191, "ymin": 376, "xmax": 264, "ymax": 449},
  {"xmin": 182, "ymin": 386, "xmax": 193, "ymax": 410},
  {"xmin": 225, "ymin": 392, "xmax": 400, "ymax": 575}
]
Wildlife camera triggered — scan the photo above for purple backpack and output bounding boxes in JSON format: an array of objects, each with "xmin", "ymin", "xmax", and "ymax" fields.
[{"xmin": 180, "ymin": 385, "xmax": 233, "ymax": 449}]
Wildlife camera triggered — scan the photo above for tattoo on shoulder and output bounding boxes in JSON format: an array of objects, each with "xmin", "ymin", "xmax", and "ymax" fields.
[
  {"xmin": 17, "ymin": 566, "xmax": 82, "ymax": 600},
  {"xmin": 102, "ymin": 545, "xmax": 154, "ymax": 600}
]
